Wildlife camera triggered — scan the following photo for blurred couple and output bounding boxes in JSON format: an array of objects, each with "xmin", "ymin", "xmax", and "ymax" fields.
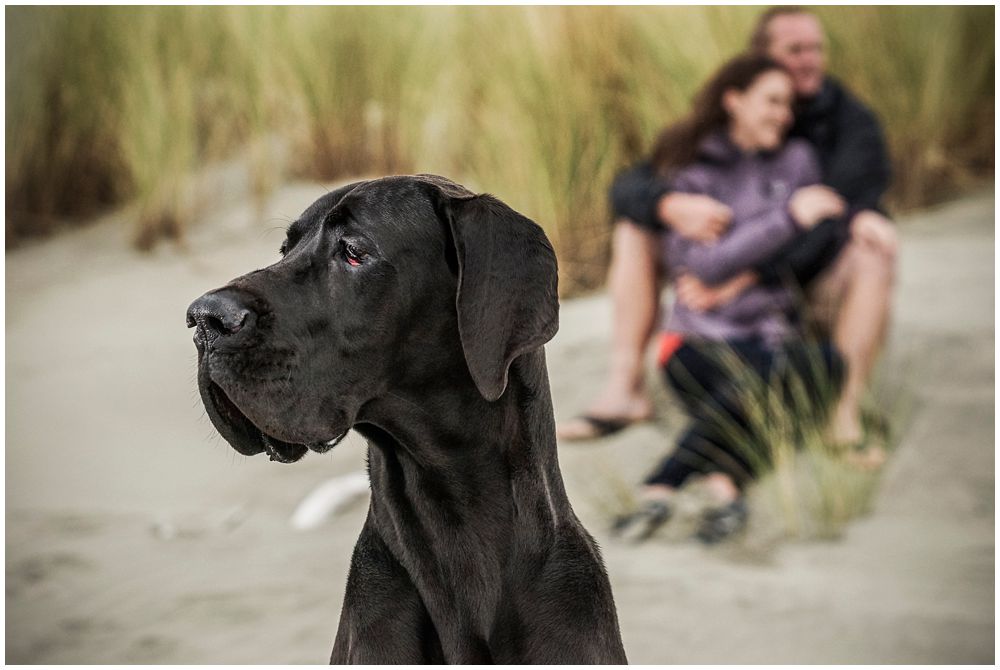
[{"xmin": 558, "ymin": 7, "xmax": 898, "ymax": 542}]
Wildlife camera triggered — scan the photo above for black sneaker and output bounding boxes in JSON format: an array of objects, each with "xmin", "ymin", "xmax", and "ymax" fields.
[
  {"xmin": 696, "ymin": 498, "xmax": 748, "ymax": 544},
  {"xmin": 611, "ymin": 500, "xmax": 673, "ymax": 542}
]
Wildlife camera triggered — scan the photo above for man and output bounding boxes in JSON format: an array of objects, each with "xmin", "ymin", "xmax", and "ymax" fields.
[{"xmin": 559, "ymin": 7, "xmax": 897, "ymax": 458}]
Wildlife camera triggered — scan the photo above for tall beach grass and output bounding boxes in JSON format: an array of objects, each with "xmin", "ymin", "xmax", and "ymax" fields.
[
  {"xmin": 6, "ymin": 6, "xmax": 994, "ymax": 290},
  {"xmin": 656, "ymin": 334, "xmax": 907, "ymax": 542}
]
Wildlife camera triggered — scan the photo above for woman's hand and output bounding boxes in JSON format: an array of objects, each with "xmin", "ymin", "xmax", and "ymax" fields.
[
  {"xmin": 676, "ymin": 271, "xmax": 756, "ymax": 312},
  {"xmin": 788, "ymin": 185, "xmax": 846, "ymax": 229},
  {"xmin": 658, "ymin": 193, "xmax": 733, "ymax": 242}
]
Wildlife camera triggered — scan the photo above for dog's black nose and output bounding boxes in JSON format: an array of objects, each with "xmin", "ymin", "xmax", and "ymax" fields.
[{"xmin": 187, "ymin": 290, "xmax": 256, "ymax": 345}]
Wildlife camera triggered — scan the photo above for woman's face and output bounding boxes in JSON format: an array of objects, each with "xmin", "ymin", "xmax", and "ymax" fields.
[{"xmin": 724, "ymin": 70, "xmax": 795, "ymax": 151}]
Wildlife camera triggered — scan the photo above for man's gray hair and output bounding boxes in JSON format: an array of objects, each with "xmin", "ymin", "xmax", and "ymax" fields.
[{"xmin": 749, "ymin": 6, "xmax": 814, "ymax": 53}]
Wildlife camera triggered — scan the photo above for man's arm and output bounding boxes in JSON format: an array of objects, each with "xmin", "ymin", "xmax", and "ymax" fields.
[
  {"xmin": 752, "ymin": 216, "xmax": 850, "ymax": 287},
  {"xmin": 823, "ymin": 93, "xmax": 892, "ymax": 214},
  {"xmin": 610, "ymin": 159, "xmax": 735, "ymax": 242},
  {"xmin": 755, "ymin": 88, "xmax": 892, "ymax": 287},
  {"xmin": 658, "ymin": 192, "xmax": 732, "ymax": 242}
]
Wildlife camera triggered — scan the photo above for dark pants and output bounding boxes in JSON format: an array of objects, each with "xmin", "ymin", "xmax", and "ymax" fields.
[{"xmin": 645, "ymin": 338, "xmax": 844, "ymax": 491}]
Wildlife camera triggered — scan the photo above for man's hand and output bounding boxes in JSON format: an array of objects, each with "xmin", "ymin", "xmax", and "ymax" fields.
[
  {"xmin": 788, "ymin": 185, "xmax": 846, "ymax": 229},
  {"xmin": 658, "ymin": 193, "xmax": 732, "ymax": 243},
  {"xmin": 851, "ymin": 210, "xmax": 897, "ymax": 258},
  {"xmin": 675, "ymin": 271, "xmax": 756, "ymax": 312}
]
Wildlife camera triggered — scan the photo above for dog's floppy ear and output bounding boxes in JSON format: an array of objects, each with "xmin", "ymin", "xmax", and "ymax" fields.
[{"xmin": 420, "ymin": 176, "xmax": 559, "ymax": 401}]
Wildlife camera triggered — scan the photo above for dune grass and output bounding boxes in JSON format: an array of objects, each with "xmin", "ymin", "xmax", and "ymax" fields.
[
  {"xmin": 6, "ymin": 6, "xmax": 994, "ymax": 287},
  {"xmin": 577, "ymin": 329, "xmax": 910, "ymax": 546},
  {"xmin": 638, "ymin": 336, "xmax": 905, "ymax": 543}
]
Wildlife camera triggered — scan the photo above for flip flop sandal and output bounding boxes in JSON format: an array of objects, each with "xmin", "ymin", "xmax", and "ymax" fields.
[
  {"xmin": 561, "ymin": 415, "xmax": 637, "ymax": 442},
  {"xmin": 843, "ymin": 441, "xmax": 887, "ymax": 470},
  {"xmin": 611, "ymin": 500, "xmax": 673, "ymax": 542},
  {"xmin": 695, "ymin": 498, "xmax": 748, "ymax": 544}
]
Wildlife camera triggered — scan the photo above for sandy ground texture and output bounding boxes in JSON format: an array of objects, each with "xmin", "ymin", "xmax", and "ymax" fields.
[{"xmin": 6, "ymin": 184, "xmax": 995, "ymax": 663}]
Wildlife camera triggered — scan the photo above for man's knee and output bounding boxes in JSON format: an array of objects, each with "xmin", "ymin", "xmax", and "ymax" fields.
[
  {"xmin": 866, "ymin": 221, "xmax": 899, "ymax": 264},
  {"xmin": 848, "ymin": 211, "xmax": 898, "ymax": 280},
  {"xmin": 845, "ymin": 234, "xmax": 896, "ymax": 286}
]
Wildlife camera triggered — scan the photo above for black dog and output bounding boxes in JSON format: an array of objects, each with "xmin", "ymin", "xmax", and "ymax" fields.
[{"xmin": 187, "ymin": 175, "xmax": 627, "ymax": 664}]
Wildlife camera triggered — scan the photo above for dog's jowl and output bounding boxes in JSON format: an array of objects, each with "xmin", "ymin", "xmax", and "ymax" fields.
[{"xmin": 187, "ymin": 175, "xmax": 628, "ymax": 664}]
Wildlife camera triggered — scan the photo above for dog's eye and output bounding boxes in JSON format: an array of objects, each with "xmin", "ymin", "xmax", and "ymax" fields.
[
  {"xmin": 280, "ymin": 229, "xmax": 301, "ymax": 257},
  {"xmin": 342, "ymin": 241, "xmax": 365, "ymax": 267}
]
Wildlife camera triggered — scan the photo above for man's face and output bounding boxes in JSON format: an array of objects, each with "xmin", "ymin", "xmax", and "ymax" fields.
[{"xmin": 765, "ymin": 13, "xmax": 826, "ymax": 98}]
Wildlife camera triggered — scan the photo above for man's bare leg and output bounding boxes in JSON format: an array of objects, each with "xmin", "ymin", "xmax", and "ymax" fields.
[
  {"xmin": 831, "ymin": 246, "xmax": 896, "ymax": 443},
  {"xmin": 814, "ymin": 215, "xmax": 897, "ymax": 450},
  {"xmin": 557, "ymin": 220, "xmax": 661, "ymax": 440}
]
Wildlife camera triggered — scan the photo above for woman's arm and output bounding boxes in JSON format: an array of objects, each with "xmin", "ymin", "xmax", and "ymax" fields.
[
  {"xmin": 671, "ymin": 141, "xmax": 825, "ymax": 285},
  {"xmin": 671, "ymin": 205, "xmax": 800, "ymax": 285}
]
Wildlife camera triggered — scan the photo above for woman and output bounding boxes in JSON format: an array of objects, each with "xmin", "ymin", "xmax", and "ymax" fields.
[{"xmin": 613, "ymin": 54, "xmax": 846, "ymax": 543}]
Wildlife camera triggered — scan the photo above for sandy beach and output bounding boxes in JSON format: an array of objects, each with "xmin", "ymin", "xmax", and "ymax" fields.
[{"xmin": 6, "ymin": 185, "xmax": 994, "ymax": 663}]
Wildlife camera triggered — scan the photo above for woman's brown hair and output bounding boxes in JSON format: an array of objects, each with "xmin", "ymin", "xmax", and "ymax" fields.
[{"xmin": 650, "ymin": 53, "xmax": 789, "ymax": 177}]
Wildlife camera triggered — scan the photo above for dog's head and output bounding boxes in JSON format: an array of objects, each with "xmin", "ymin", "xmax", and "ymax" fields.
[{"xmin": 187, "ymin": 175, "xmax": 558, "ymax": 463}]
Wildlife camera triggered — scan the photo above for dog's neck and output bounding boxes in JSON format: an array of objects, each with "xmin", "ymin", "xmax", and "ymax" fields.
[
  {"xmin": 357, "ymin": 348, "xmax": 567, "ymax": 520},
  {"xmin": 355, "ymin": 348, "xmax": 572, "ymax": 607}
]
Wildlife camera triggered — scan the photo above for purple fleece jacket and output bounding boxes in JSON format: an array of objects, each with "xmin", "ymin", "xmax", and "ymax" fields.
[{"xmin": 663, "ymin": 132, "xmax": 821, "ymax": 347}]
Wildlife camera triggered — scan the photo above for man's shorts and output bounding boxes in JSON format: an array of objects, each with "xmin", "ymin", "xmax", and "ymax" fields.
[{"xmin": 803, "ymin": 235, "xmax": 862, "ymax": 336}]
